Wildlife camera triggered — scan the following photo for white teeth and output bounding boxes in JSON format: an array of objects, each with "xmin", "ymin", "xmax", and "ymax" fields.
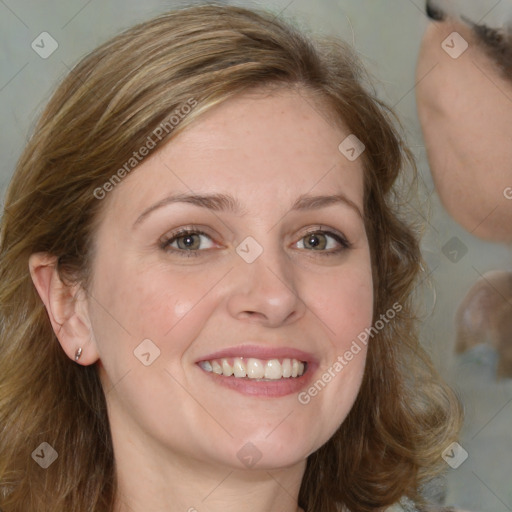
[
  {"xmin": 264, "ymin": 359, "xmax": 282, "ymax": 380},
  {"xmin": 221, "ymin": 359, "xmax": 234, "ymax": 377},
  {"xmin": 199, "ymin": 356, "xmax": 306, "ymax": 379},
  {"xmin": 282, "ymin": 358, "xmax": 292, "ymax": 378},
  {"xmin": 233, "ymin": 358, "xmax": 247, "ymax": 378},
  {"xmin": 200, "ymin": 361, "xmax": 212, "ymax": 372},
  {"xmin": 291, "ymin": 359, "xmax": 299, "ymax": 378},
  {"xmin": 246, "ymin": 358, "xmax": 265, "ymax": 379},
  {"xmin": 211, "ymin": 360, "xmax": 223, "ymax": 375}
]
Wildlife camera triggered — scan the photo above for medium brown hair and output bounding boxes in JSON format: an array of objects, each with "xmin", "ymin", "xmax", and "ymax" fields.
[{"xmin": 0, "ymin": 3, "xmax": 462, "ymax": 511}]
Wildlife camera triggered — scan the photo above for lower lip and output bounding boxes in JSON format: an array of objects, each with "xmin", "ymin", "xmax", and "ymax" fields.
[{"xmin": 197, "ymin": 363, "xmax": 318, "ymax": 398}]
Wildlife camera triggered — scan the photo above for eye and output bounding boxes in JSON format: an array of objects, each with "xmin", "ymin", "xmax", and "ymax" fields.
[
  {"xmin": 161, "ymin": 229, "xmax": 216, "ymax": 255},
  {"xmin": 294, "ymin": 229, "xmax": 350, "ymax": 253}
]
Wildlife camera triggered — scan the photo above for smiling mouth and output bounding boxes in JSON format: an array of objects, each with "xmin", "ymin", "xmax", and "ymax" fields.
[{"xmin": 198, "ymin": 357, "xmax": 307, "ymax": 380}]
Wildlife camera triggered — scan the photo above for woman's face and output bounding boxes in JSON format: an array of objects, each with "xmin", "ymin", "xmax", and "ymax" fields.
[{"xmin": 86, "ymin": 88, "xmax": 374, "ymax": 471}]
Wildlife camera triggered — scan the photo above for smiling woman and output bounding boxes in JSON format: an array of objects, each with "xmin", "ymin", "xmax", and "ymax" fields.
[{"xmin": 0, "ymin": 4, "xmax": 461, "ymax": 512}]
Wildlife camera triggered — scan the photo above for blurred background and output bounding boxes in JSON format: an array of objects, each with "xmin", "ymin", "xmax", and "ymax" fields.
[{"xmin": 1, "ymin": 1, "xmax": 510, "ymax": 510}]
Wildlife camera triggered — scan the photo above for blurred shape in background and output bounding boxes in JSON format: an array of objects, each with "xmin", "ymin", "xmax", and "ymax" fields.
[
  {"xmin": 455, "ymin": 270, "xmax": 512, "ymax": 378},
  {"xmin": 417, "ymin": 1, "xmax": 512, "ymax": 385},
  {"xmin": 417, "ymin": 0, "xmax": 512, "ymax": 243}
]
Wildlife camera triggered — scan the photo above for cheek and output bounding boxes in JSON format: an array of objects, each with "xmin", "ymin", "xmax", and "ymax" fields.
[
  {"xmin": 300, "ymin": 253, "xmax": 373, "ymax": 397},
  {"xmin": 303, "ymin": 258, "xmax": 374, "ymax": 348},
  {"xmin": 86, "ymin": 253, "xmax": 211, "ymax": 399},
  {"xmin": 90, "ymin": 258, "xmax": 220, "ymax": 346},
  {"xmin": 294, "ymin": 265, "xmax": 372, "ymax": 445}
]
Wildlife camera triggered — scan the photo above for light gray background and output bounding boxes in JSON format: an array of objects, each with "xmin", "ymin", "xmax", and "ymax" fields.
[{"xmin": 1, "ymin": 0, "xmax": 511, "ymax": 510}]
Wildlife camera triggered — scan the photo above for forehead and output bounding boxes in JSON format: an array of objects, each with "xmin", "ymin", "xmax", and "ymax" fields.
[{"xmin": 102, "ymin": 88, "xmax": 365, "ymax": 223}]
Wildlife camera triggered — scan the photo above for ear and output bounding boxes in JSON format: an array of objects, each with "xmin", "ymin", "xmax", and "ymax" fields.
[{"xmin": 28, "ymin": 252, "xmax": 99, "ymax": 365}]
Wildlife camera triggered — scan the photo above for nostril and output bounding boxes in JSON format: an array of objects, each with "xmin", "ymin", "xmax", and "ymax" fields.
[{"xmin": 426, "ymin": 1, "xmax": 445, "ymax": 21}]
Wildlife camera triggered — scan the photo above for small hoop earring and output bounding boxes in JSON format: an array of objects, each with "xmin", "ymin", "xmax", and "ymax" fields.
[{"xmin": 74, "ymin": 347, "xmax": 83, "ymax": 361}]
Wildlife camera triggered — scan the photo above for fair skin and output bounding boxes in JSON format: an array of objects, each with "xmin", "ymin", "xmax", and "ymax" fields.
[
  {"xmin": 416, "ymin": 18, "xmax": 512, "ymax": 242},
  {"xmin": 29, "ymin": 88, "xmax": 374, "ymax": 512}
]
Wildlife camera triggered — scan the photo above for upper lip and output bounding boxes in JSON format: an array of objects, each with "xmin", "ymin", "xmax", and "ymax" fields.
[{"xmin": 196, "ymin": 344, "xmax": 317, "ymax": 364}]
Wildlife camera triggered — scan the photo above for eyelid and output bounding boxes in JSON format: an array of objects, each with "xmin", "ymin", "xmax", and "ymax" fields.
[
  {"xmin": 160, "ymin": 225, "xmax": 351, "ymax": 257},
  {"xmin": 294, "ymin": 226, "xmax": 351, "ymax": 249},
  {"xmin": 159, "ymin": 227, "xmax": 221, "ymax": 254}
]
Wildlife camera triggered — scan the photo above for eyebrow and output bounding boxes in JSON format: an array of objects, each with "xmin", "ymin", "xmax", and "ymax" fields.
[{"xmin": 133, "ymin": 192, "xmax": 363, "ymax": 227}]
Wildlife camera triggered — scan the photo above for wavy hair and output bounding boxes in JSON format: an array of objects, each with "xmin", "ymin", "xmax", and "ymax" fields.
[{"xmin": 0, "ymin": 3, "xmax": 462, "ymax": 511}]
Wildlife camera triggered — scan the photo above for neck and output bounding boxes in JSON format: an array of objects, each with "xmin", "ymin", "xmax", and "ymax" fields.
[
  {"xmin": 111, "ymin": 423, "xmax": 307, "ymax": 512},
  {"xmin": 114, "ymin": 454, "xmax": 306, "ymax": 512}
]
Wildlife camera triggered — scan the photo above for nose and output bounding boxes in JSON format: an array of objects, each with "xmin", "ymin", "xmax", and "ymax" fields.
[
  {"xmin": 426, "ymin": 0, "xmax": 445, "ymax": 21},
  {"xmin": 226, "ymin": 247, "xmax": 307, "ymax": 328}
]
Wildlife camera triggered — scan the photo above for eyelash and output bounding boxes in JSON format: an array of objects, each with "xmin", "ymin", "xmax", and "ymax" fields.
[
  {"xmin": 160, "ymin": 227, "xmax": 351, "ymax": 258},
  {"xmin": 160, "ymin": 228, "xmax": 214, "ymax": 258}
]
